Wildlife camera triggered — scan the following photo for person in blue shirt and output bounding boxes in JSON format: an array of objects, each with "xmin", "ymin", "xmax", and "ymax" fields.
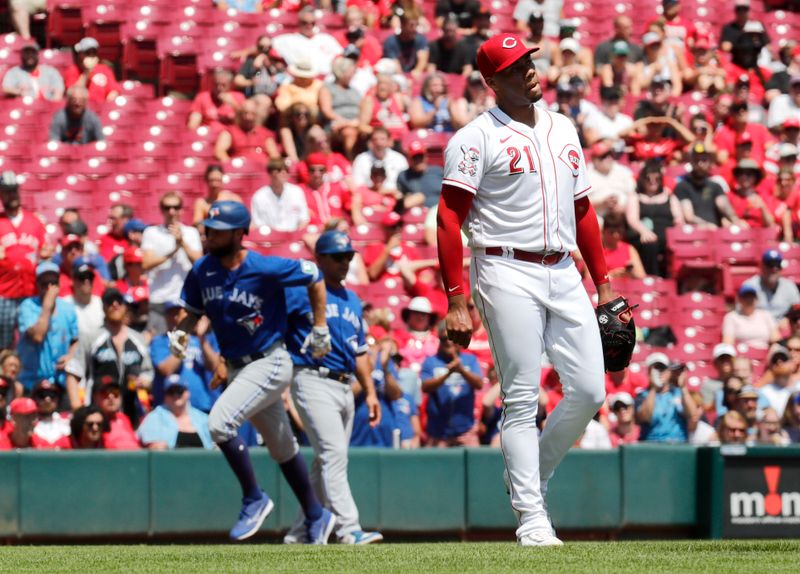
[
  {"xmin": 382, "ymin": 11, "xmax": 429, "ymax": 74},
  {"xmin": 169, "ymin": 201, "xmax": 335, "ymax": 543},
  {"xmin": 283, "ymin": 230, "xmax": 383, "ymax": 546},
  {"xmin": 150, "ymin": 300, "xmax": 221, "ymax": 413},
  {"xmin": 635, "ymin": 352, "xmax": 700, "ymax": 442},
  {"xmin": 17, "ymin": 262, "xmax": 79, "ymax": 407},
  {"xmin": 350, "ymin": 338, "xmax": 403, "ymax": 448},
  {"xmin": 137, "ymin": 375, "xmax": 214, "ymax": 449},
  {"xmin": 421, "ymin": 323, "xmax": 483, "ymax": 446}
]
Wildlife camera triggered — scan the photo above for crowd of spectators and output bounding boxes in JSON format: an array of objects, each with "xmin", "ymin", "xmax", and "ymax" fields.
[{"xmin": 2, "ymin": 0, "xmax": 800, "ymax": 451}]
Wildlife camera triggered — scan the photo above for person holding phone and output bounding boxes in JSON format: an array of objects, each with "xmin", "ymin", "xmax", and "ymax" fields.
[{"xmin": 635, "ymin": 352, "xmax": 699, "ymax": 442}]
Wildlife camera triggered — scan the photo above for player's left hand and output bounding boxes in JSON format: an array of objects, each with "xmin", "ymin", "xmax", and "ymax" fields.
[
  {"xmin": 210, "ymin": 360, "xmax": 228, "ymax": 390},
  {"xmin": 303, "ymin": 325, "xmax": 332, "ymax": 359},
  {"xmin": 366, "ymin": 392, "xmax": 381, "ymax": 428}
]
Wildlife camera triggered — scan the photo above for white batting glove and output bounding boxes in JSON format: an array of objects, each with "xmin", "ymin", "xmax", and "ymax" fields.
[
  {"xmin": 301, "ymin": 325, "xmax": 332, "ymax": 359},
  {"xmin": 168, "ymin": 329, "xmax": 189, "ymax": 359}
]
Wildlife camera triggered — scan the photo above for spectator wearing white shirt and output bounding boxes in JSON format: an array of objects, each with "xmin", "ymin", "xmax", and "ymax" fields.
[
  {"xmin": 513, "ymin": 0, "xmax": 563, "ymax": 38},
  {"xmin": 584, "ymin": 86, "xmax": 633, "ymax": 146},
  {"xmin": 352, "ymin": 127, "xmax": 408, "ymax": 191},
  {"xmin": 767, "ymin": 75, "xmax": 800, "ymax": 130},
  {"xmin": 141, "ymin": 192, "xmax": 202, "ymax": 335},
  {"xmin": 271, "ymin": 6, "xmax": 343, "ymax": 77},
  {"xmin": 62, "ymin": 258, "xmax": 104, "ymax": 349},
  {"xmin": 759, "ymin": 345, "xmax": 798, "ymax": 415},
  {"xmin": 251, "ymin": 158, "xmax": 310, "ymax": 232},
  {"xmin": 586, "ymin": 140, "xmax": 635, "ymax": 220}
]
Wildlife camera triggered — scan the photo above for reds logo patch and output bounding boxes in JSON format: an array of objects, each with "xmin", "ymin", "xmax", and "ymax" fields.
[
  {"xmin": 236, "ymin": 310, "xmax": 264, "ymax": 334},
  {"xmin": 558, "ymin": 144, "xmax": 582, "ymax": 178},
  {"xmin": 458, "ymin": 144, "xmax": 480, "ymax": 177}
]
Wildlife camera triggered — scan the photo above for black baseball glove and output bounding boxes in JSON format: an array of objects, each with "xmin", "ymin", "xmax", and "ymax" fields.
[{"xmin": 595, "ymin": 296, "xmax": 637, "ymax": 372}]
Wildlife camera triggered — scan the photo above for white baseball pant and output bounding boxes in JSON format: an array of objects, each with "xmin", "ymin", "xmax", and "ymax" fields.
[
  {"xmin": 470, "ymin": 253, "xmax": 606, "ymax": 539},
  {"xmin": 207, "ymin": 344, "xmax": 299, "ymax": 464},
  {"xmin": 286, "ymin": 368, "xmax": 362, "ymax": 540}
]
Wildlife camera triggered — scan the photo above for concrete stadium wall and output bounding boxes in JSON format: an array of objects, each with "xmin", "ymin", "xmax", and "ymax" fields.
[{"xmin": 0, "ymin": 446, "xmax": 797, "ymax": 540}]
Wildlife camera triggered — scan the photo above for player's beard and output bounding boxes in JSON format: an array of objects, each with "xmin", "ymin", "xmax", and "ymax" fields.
[{"xmin": 209, "ymin": 240, "xmax": 237, "ymax": 258}]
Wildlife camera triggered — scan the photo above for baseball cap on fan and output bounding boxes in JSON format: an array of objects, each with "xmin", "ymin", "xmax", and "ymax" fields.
[{"xmin": 476, "ymin": 34, "xmax": 539, "ymax": 80}]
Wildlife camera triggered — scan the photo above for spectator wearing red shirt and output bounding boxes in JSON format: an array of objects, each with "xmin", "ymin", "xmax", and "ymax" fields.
[
  {"xmin": 63, "ymin": 37, "xmax": 120, "ymax": 104},
  {"xmin": 397, "ymin": 258, "xmax": 447, "ymax": 319},
  {"xmin": 714, "ymin": 100, "xmax": 775, "ymax": 165},
  {"xmin": 649, "ymin": 0, "xmax": 696, "ymax": 50},
  {"xmin": 58, "ymin": 236, "xmax": 107, "ymax": 298},
  {"xmin": 302, "ymin": 153, "xmax": 353, "ymax": 226},
  {"xmin": 116, "ymin": 246, "xmax": 150, "ymax": 303},
  {"xmin": 600, "ymin": 213, "xmax": 646, "ymax": 279},
  {"xmin": 187, "ymin": 69, "xmax": 245, "ymax": 131},
  {"xmin": 772, "ymin": 169, "xmax": 800, "ymax": 241},
  {"xmin": 606, "ymin": 368, "xmax": 647, "ymax": 399},
  {"xmin": 92, "ymin": 378, "xmax": 141, "ymax": 450},
  {"xmin": 214, "ymin": 99, "xmax": 279, "ymax": 165},
  {"xmin": 363, "ymin": 211, "xmax": 421, "ymax": 282},
  {"xmin": 30, "ymin": 380, "xmax": 72, "ymax": 449},
  {"xmin": 295, "ymin": 126, "xmax": 354, "ymax": 186},
  {"xmin": 0, "ymin": 377, "xmax": 13, "ymax": 449},
  {"xmin": 727, "ymin": 159, "xmax": 775, "ymax": 228},
  {"xmin": 69, "ymin": 405, "xmax": 106, "ymax": 449},
  {"xmin": 622, "ymin": 113, "xmax": 693, "ymax": 164},
  {"xmin": 335, "ymin": 7, "xmax": 383, "ymax": 68},
  {"xmin": 608, "ymin": 392, "xmax": 641, "ymax": 446},
  {"xmin": 98, "ymin": 204, "xmax": 133, "ymax": 263},
  {"xmin": 465, "ymin": 297, "xmax": 492, "ymax": 374},
  {"xmin": 0, "ymin": 171, "xmax": 47, "ymax": 349},
  {"xmin": 0, "ymin": 397, "xmax": 37, "ymax": 449}
]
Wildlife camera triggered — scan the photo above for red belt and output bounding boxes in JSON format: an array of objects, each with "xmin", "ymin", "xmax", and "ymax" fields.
[{"xmin": 483, "ymin": 246, "xmax": 566, "ymax": 266}]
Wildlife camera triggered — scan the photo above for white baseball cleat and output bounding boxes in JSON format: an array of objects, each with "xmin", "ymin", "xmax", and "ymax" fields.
[{"xmin": 518, "ymin": 530, "xmax": 564, "ymax": 547}]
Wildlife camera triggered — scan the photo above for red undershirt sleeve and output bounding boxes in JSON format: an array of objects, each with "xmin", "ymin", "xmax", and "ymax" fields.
[
  {"xmin": 575, "ymin": 196, "xmax": 610, "ymax": 286},
  {"xmin": 437, "ymin": 185, "xmax": 474, "ymax": 297}
]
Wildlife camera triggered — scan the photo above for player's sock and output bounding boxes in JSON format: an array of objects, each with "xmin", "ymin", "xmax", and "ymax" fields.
[
  {"xmin": 280, "ymin": 454, "xmax": 323, "ymax": 521},
  {"xmin": 218, "ymin": 436, "xmax": 262, "ymax": 501}
]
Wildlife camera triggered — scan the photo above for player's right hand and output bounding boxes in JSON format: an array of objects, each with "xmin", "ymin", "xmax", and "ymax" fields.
[
  {"xmin": 445, "ymin": 295, "xmax": 473, "ymax": 348},
  {"xmin": 167, "ymin": 329, "xmax": 189, "ymax": 359}
]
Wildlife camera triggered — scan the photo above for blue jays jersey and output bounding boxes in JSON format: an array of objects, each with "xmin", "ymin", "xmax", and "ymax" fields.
[
  {"xmin": 181, "ymin": 251, "xmax": 320, "ymax": 359},
  {"xmin": 285, "ymin": 283, "xmax": 367, "ymax": 372}
]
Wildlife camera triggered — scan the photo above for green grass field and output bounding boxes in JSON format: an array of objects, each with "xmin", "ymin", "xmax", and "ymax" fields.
[{"xmin": 2, "ymin": 541, "xmax": 799, "ymax": 573}]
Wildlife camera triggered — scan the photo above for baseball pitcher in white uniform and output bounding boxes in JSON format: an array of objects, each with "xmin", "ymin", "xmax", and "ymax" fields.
[{"xmin": 436, "ymin": 33, "xmax": 630, "ymax": 546}]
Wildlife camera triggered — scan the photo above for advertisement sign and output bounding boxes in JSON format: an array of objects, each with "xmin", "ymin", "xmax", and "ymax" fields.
[{"xmin": 723, "ymin": 458, "xmax": 800, "ymax": 538}]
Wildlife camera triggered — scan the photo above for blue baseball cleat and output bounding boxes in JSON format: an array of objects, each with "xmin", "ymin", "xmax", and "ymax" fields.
[
  {"xmin": 305, "ymin": 508, "xmax": 336, "ymax": 545},
  {"xmin": 229, "ymin": 490, "xmax": 274, "ymax": 542},
  {"xmin": 339, "ymin": 530, "xmax": 384, "ymax": 545}
]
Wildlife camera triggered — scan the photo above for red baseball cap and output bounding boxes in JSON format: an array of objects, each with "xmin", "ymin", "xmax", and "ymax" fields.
[
  {"xmin": 305, "ymin": 152, "xmax": 328, "ymax": 168},
  {"xmin": 129, "ymin": 285, "xmax": 149, "ymax": 303},
  {"xmin": 407, "ymin": 140, "xmax": 425, "ymax": 156},
  {"xmin": 736, "ymin": 131, "xmax": 753, "ymax": 145},
  {"xmin": 10, "ymin": 397, "xmax": 37, "ymax": 416},
  {"xmin": 123, "ymin": 246, "xmax": 143, "ymax": 264},
  {"xmin": 60, "ymin": 233, "xmax": 82, "ymax": 247},
  {"xmin": 590, "ymin": 141, "xmax": 612, "ymax": 157},
  {"xmin": 477, "ymin": 34, "xmax": 538, "ymax": 80},
  {"xmin": 784, "ymin": 117, "xmax": 800, "ymax": 129}
]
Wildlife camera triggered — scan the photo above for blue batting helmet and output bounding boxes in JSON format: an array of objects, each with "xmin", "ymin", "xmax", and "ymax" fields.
[
  {"xmin": 315, "ymin": 230, "xmax": 355, "ymax": 255},
  {"xmin": 203, "ymin": 201, "xmax": 251, "ymax": 231}
]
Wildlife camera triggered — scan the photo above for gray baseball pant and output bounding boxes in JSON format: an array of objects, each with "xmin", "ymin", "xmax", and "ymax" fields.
[
  {"xmin": 286, "ymin": 368, "xmax": 361, "ymax": 539},
  {"xmin": 207, "ymin": 344, "xmax": 298, "ymax": 464}
]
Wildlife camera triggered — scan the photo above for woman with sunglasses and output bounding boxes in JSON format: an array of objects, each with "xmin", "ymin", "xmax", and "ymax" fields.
[
  {"xmin": 626, "ymin": 160, "xmax": 683, "ymax": 277},
  {"xmin": 29, "ymin": 380, "xmax": 72, "ymax": 449},
  {"xmin": 70, "ymin": 406, "xmax": 107, "ymax": 449}
]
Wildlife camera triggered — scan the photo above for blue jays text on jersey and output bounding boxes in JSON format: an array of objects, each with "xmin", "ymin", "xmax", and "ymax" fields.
[
  {"xmin": 181, "ymin": 252, "xmax": 321, "ymax": 360},
  {"xmin": 285, "ymin": 283, "xmax": 368, "ymax": 373}
]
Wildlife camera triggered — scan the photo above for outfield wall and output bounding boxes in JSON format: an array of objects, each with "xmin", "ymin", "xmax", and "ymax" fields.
[{"xmin": 1, "ymin": 445, "xmax": 798, "ymax": 540}]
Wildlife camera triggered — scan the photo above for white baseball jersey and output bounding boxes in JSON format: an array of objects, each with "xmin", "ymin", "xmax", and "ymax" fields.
[{"xmin": 443, "ymin": 107, "xmax": 591, "ymax": 254}]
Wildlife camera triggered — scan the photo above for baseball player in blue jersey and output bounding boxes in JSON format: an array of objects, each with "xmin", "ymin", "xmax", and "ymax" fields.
[
  {"xmin": 168, "ymin": 201, "xmax": 336, "ymax": 543},
  {"xmin": 282, "ymin": 230, "xmax": 383, "ymax": 545}
]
